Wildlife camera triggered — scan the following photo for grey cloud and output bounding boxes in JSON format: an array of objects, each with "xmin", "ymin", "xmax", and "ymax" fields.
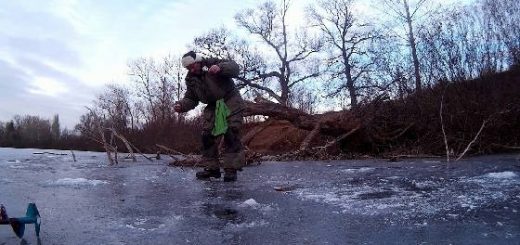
[
  {"xmin": 0, "ymin": 57, "xmax": 96, "ymax": 128},
  {"xmin": 0, "ymin": 6, "xmax": 79, "ymax": 41},
  {"xmin": 15, "ymin": 56, "xmax": 98, "ymax": 104},
  {"xmin": 0, "ymin": 59, "xmax": 31, "ymax": 95},
  {"xmin": 0, "ymin": 4, "xmax": 83, "ymax": 67},
  {"xmin": 0, "ymin": 59, "xmax": 33, "ymax": 123},
  {"xmin": 0, "ymin": 92, "xmax": 85, "ymax": 129},
  {"xmin": 15, "ymin": 57, "xmax": 83, "ymax": 85},
  {"xmin": 0, "ymin": 4, "xmax": 90, "ymax": 127},
  {"xmin": 7, "ymin": 37, "xmax": 82, "ymax": 67}
]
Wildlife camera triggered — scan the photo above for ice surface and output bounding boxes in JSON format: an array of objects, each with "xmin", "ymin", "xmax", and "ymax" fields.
[
  {"xmin": 52, "ymin": 178, "xmax": 108, "ymax": 186},
  {"xmin": 1, "ymin": 147, "xmax": 518, "ymax": 244},
  {"xmin": 485, "ymin": 171, "xmax": 518, "ymax": 179},
  {"xmin": 0, "ymin": 178, "xmax": 13, "ymax": 184}
]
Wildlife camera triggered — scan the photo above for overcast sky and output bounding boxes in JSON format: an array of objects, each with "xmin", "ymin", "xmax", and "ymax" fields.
[
  {"xmin": 0, "ymin": 0, "xmax": 275, "ymax": 128},
  {"xmin": 0, "ymin": 0, "xmax": 466, "ymax": 129}
]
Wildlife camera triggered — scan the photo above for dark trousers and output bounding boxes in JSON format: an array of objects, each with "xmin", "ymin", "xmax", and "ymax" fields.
[{"xmin": 201, "ymin": 94, "xmax": 245, "ymax": 169}]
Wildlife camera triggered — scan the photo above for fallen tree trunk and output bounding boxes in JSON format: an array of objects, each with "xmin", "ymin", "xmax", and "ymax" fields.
[
  {"xmin": 243, "ymin": 100, "xmax": 363, "ymax": 137},
  {"xmin": 168, "ymin": 94, "xmax": 408, "ymax": 166}
]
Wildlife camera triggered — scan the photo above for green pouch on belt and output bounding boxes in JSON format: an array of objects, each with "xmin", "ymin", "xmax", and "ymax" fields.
[{"xmin": 212, "ymin": 99, "xmax": 230, "ymax": 136}]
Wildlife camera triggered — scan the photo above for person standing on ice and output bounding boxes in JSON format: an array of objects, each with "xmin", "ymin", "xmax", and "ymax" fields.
[{"xmin": 174, "ymin": 51, "xmax": 245, "ymax": 182}]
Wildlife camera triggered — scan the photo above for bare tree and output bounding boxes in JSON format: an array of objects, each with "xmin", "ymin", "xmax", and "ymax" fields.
[
  {"xmin": 51, "ymin": 114, "xmax": 60, "ymax": 141},
  {"xmin": 12, "ymin": 115, "xmax": 52, "ymax": 147},
  {"xmin": 155, "ymin": 54, "xmax": 185, "ymax": 123},
  {"xmin": 359, "ymin": 30, "xmax": 414, "ymax": 100},
  {"xmin": 162, "ymin": 54, "xmax": 187, "ymax": 122},
  {"xmin": 289, "ymin": 84, "xmax": 320, "ymax": 114},
  {"xmin": 128, "ymin": 55, "xmax": 186, "ymax": 125},
  {"xmin": 128, "ymin": 58, "xmax": 157, "ymax": 122},
  {"xmin": 96, "ymin": 84, "xmax": 133, "ymax": 131},
  {"xmin": 235, "ymin": 0, "xmax": 323, "ymax": 106},
  {"xmin": 308, "ymin": 0, "xmax": 378, "ymax": 108},
  {"xmin": 192, "ymin": 27, "xmax": 235, "ymax": 59},
  {"xmin": 191, "ymin": 27, "xmax": 270, "ymax": 101},
  {"xmin": 481, "ymin": 0, "xmax": 520, "ymax": 68},
  {"xmin": 377, "ymin": 0, "xmax": 436, "ymax": 92},
  {"xmin": 76, "ymin": 107, "xmax": 150, "ymax": 165},
  {"xmin": 418, "ymin": 1, "xmax": 513, "ymax": 82}
]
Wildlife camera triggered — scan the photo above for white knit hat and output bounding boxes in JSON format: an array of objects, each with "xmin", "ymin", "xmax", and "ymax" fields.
[{"xmin": 181, "ymin": 51, "xmax": 203, "ymax": 68}]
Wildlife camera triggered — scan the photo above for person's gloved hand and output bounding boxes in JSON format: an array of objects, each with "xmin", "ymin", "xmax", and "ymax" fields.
[
  {"xmin": 173, "ymin": 103, "xmax": 182, "ymax": 113},
  {"xmin": 208, "ymin": 65, "xmax": 221, "ymax": 74}
]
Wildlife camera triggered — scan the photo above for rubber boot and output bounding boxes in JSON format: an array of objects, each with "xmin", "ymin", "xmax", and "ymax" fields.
[
  {"xmin": 196, "ymin": 168, "xmax": 221, "ymax": 180},
  {"xmin": 223, "ymin": 168, "xmax": 237, "ymax": 182}
]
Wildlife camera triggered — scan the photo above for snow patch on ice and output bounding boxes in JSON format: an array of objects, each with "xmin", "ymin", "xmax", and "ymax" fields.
[
  {"xmin": 412, "ymin": 180, "xmax": 439, "ymax": 189},
  {"xmin": 144, "ymin": 176, "xmax": 160, "ymax": 182},
  {"xmin": 134, "ymin": 218, "xmax": 148, "ymax": 226},
  {"xmin": 125, "ymin": 224, "xmax": 145, "ymax": 231},
  {"xmin": 366, "ymin": 203, "xmax": 405, "ymax": 210},
  {"xmin": 296, "ymin": 172, "xmax": 519, "ymax": 221},
  {"xmin": 423, "ymin": 160, "xmax": 441, "ymax": 164},
  {"xmin": 340, "ymin": 167, "xmax": 375, "ymax": 174},
  {"xmin": 297, "ymin": 186, "xmax": 404, "ymax": 216},
  {"xmin": 454, "ymin": 172, "xmax": 518, "ymax": 211},
  {"xmin": 125, "ymin": 216, "xmax": 181, "ymax": 232},
  {"xmin": 237, "ymin": 198, "xmax": 276, "ymax": 214},
  {"xmin": 239, "ymin": 198, "xmax": 260, "ymax": 208},
  {"xmin": 386, "ymin": 176, "xmax": 401, "ymax": 179},
  {"xmin": 260, "ymin": 205, "xmax": 275, "ymax": 213},
  {"xmin": 485, "ymin": 171, "xmax": 518, "ymax": 179},
  {"xmin": 0, "ymin": 178, "xmax": 13, "ymax": 184},
  {"xmin": 72, "ymin": 163, "xmax": 105, "ymax": 169},
  {"xmin": 229, "ymin": 220, "xmax": 269, "ymax": 229},
  {"xmin": 52, "ymin": 178, "xmax": 108, "ymax": 186}
]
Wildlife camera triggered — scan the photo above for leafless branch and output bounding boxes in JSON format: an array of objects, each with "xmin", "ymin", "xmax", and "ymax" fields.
[
  {"xmin": 440, "ymin": 93, "xmax": 450, "ymax": 163},
  {"xmin": 456, "ymin": 119, "xmax": 488, "ymax": 161}
]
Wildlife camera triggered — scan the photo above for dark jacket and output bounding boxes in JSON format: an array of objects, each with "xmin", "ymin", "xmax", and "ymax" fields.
[{"xmin": 178, "ymin": 58, "xmax": 240, "ymax": 112}]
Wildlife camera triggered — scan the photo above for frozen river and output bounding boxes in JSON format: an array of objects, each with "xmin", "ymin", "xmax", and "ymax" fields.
[{"xmin": 0, "ymin": 147, "xmax": 519, "ymax": 244}]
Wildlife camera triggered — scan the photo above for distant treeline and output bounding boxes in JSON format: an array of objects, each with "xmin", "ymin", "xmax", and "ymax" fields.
[
  {"xmin": 0, "ymin": 115, "xmax": 93, "ymax": 150},
  {"xmin": 0, "ymin": 114, "xmax": 202, "ymax": 153}
]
